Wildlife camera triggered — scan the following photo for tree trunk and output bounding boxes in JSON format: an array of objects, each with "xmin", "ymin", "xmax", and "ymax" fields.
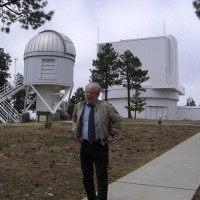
[
  {"xmin": 127, "ymin": 84, "xmax": 132, "ymax": 118},
  {"xmin": 134, "ymin": 110, "xmax": 137, "ymax": 119},
  {"xmin": 105, "ymin": 86, "xmax": 108, "ymax": 101}
]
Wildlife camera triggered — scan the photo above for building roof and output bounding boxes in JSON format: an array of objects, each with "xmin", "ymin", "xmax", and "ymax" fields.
[{"xmin": 24, "ymin": 30, "xmax": 76, "ymax": 61}]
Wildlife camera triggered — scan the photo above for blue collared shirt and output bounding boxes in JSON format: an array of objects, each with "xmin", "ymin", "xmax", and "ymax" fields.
[{"xmin": 81, "ymin": 104, "xmax": 100, "ymax": 141}]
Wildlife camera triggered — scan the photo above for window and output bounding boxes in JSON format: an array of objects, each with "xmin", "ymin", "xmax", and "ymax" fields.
[{"xmin": 41, "ymin": 59, "xmax": 55, "ymax": 79}]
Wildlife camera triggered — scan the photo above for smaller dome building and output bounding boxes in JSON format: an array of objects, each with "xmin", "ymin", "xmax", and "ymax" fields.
[{"xmin": 23, "ymin": 30, "xmax": 76, "ymax": 119}]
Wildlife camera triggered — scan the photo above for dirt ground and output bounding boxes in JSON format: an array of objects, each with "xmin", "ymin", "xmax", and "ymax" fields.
[{"xmin": 0, "ymin": 119, "xmax": 200, "ymax": 200}]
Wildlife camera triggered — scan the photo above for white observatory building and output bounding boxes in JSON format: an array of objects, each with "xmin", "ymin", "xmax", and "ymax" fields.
[
  {"xmin": 23, "ymin": 30, "xmax": 76, "ymax": 120},
  {"xmin": 99, "ymin": 36, "xmax": 185, "ymax": 120}
]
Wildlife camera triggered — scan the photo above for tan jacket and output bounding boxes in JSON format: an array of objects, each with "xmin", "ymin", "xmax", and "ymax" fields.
[{"xmin": 72, "ymin": 100, "xmax": 122, "ymax": 145}]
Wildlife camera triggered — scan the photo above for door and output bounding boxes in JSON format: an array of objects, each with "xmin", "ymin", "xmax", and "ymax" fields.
[{"xmin": 145, "ymin": 106, "xmax": 168, "ymax": 120}]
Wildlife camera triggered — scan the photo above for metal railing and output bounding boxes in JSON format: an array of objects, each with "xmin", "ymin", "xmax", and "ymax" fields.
[
  {"xmin": 0, "ymin": 77, "xmax": 23, "ymax": 123},
  {"xmin": 0, "ymin": 77, "xmax": 23, "ymax": 98},
  {"xmin": 0, "ymin": 96, "xmax": 20, "ymax": 123}
]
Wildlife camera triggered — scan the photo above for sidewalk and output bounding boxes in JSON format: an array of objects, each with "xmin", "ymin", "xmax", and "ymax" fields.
[{"xmin": 83, "ymin": 132, "xmax": 200, "ymax": 200}]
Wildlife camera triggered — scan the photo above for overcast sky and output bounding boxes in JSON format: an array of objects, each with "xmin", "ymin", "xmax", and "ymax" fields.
[{"xmin": 1, "ymin": 0, "xmax": 200, "ymax": 106}]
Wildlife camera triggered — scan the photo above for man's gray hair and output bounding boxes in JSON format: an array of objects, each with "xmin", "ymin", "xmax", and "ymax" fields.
[{"xmin": 85, "ymin": 82, "xmax": 102, "ymax": 94}]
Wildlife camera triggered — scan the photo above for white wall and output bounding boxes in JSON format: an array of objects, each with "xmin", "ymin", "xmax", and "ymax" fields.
[
  {"xmin": 102, "ymin": 36, "xmax": 178, "ymax": 87},
  {"xmin": 104, "ymin": 86, "xmax": 179, "ymax": 120},
  {"xmin": 146, "ymin": 98, "xmax": 177, "ymax": 120},
  {"xmin": 107, "ymin": 94, "xmax": 178, "ymax": 120},
  {"xmin": 99, "ymin": 36, "xmax": 184, "ymax": 120},
  {"xmin": 24, "ymin": 56, "xmax": 74, "ymax": 86},
  {"xmin": 178, "ymin": 106, "xmax": 200, "ymax": 120}
]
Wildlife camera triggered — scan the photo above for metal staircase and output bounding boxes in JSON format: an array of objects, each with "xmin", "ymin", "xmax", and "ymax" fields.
[
  {"xmin": 0, "ymin": 96, "xmax": 21, "ymax": 123},
  {"xmin": 0, "ymin": 78, "xmax": 24, "ymax": 123}
]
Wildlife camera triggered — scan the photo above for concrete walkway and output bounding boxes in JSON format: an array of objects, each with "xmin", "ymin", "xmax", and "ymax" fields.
[{"xmin": 83, "ymin": 132, "xmax": 200, "ymax": 200}]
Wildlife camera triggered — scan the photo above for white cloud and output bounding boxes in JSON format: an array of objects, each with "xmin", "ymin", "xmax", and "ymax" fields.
[{"xmin": 1, "ymin": 0, "xmax": 200, "ymax": 106}]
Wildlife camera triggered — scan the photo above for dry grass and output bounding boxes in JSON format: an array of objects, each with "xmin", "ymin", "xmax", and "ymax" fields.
[{"xmin": 0, "ymin": 120, "xmax": 200, "ymax": 200}]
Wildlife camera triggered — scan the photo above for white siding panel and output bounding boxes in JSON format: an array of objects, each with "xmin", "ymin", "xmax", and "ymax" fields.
[
  {"xmin": 145, "ymin": 107, "xmax": 168, "ymax": 120},
  {"xmin": 167, "ymin": 36, "xmax": 178, "ymax": 84},
  {"xmin": 106, "ymin": 97, "xmax": 177, "ymax": 119},
  {"xmin": 24, "ymin": 56, "xmax": 74, "ymax": 86},
  {"xmin": 104, "ymin": 86, "xmax": 179, "ymax": 101},
  {"xmin": 24, "ymin": 57, "xmax": 40, "ymax": 83},
  {"xmin": 56, "ymin": 58, "xmax": 74, "ymax": 85},
  {"xmin": 111, "ymin": 37, "xmax": 172, "ymax": 86},
  {"xmin": 178, "ymin": 107, "xmax": 200, "ymax": 120}
]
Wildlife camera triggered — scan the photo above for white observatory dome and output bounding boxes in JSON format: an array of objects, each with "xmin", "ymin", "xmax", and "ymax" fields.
[
  {"xmin": 24, "ymin": 30, "xmax": 76, "ymax": 60},
  {"xmin": 23, "ymin": 30, "xmax": 76, "ymax": 86}
]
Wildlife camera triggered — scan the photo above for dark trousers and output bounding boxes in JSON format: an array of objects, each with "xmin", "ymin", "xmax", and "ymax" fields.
[{"xmin": 80, "ymin": 140, "xmax": 109, "ymax": 200}]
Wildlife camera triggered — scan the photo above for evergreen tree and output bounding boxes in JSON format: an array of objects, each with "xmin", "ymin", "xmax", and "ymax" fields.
[
  {"xmin": 90, "ymin": 43, "xmax": 120, "ymax": 101},
  {"xmin": 193, "ymin": 1, "xmax": 200, "ymax": 20},
  {"xmin": 118, "ymin": 50, "xmax": 149, "ymax": 118},
  {"xmin": 67, "ymin": 87, "xmax": 85, "ymax": 118},
  {"xmin": 26, "ymin": 90, "xmax": 36, "ymax": 112},
  {"xmin": 0, "ymin": 48, "xmax": 11, "ymax": 87},
  {"xmin": 0, "ymin": 0, "xmax": 54, "ymax": 33},
  {"xmin": 11, "ymin": 73, "xmax": 36, "ymax": 113},
  {"xmin": 11, "ymin": 73, "xmax": 25, "ymax": 113},
  {"xmin": 126, "ymin": 89, "xmax": 146, "ymax": 119}
]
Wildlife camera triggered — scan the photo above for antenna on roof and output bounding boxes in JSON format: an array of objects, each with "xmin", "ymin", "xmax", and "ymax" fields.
[
  {"xmin": 14, "ymin": 58, "xmax": 18, "ymax": 77},
  {"xmin": 98, "ymin": 27, "xmax": 99, "ymax": 44}
]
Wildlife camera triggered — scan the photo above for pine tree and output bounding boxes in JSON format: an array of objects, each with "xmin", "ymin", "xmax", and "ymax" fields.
[
  {"xmin": 0, "ymin": 48, "xmax": 11, "ymax": 87},
  {"xmin": 126, "ymin": 90, "xmax": 146, "ymax": 119},
  {"xmin": 118, "ymin": 50, "xmax": 149, "ymax": 118},
  {"xmin": 67, "ymin": 87, "xmax": 85, "ymax": 118},
  {"xmin": 90, "ymin": 43, "xmax": 120, "ymax": 101},
  {"xmin": 0, "ymin": 0, "xmax": 54, "ymax": 33},
  {"xmin": 11, "ymin": 73, "xmax": 25, "ymax": 113},
  {"xmin": 193, "ymin": 0, "xmax": 200, "ymax": 20}
]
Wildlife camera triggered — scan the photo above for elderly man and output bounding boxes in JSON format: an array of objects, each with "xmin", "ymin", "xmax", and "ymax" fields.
[{"xmin": 72, "ymin": 82, "xmax": 121, "ymax": 200}]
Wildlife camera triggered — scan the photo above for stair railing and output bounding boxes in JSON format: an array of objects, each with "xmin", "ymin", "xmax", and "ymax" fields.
[
  {"xmin": 0, "ymin": 76, "xmax": 23, "ymax": 97},
  {"xmin": 0, "ymin": 96, "xmax": 21, "ymax": 123},
  {"xmin": 0, "ymin": 77, "xmax": 23, "ymax": 123}
]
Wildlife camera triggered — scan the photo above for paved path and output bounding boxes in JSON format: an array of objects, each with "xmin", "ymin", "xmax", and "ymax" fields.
[{"xmin": 83, "ymin": 132, "xmax": 200, "ymax": 200}]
